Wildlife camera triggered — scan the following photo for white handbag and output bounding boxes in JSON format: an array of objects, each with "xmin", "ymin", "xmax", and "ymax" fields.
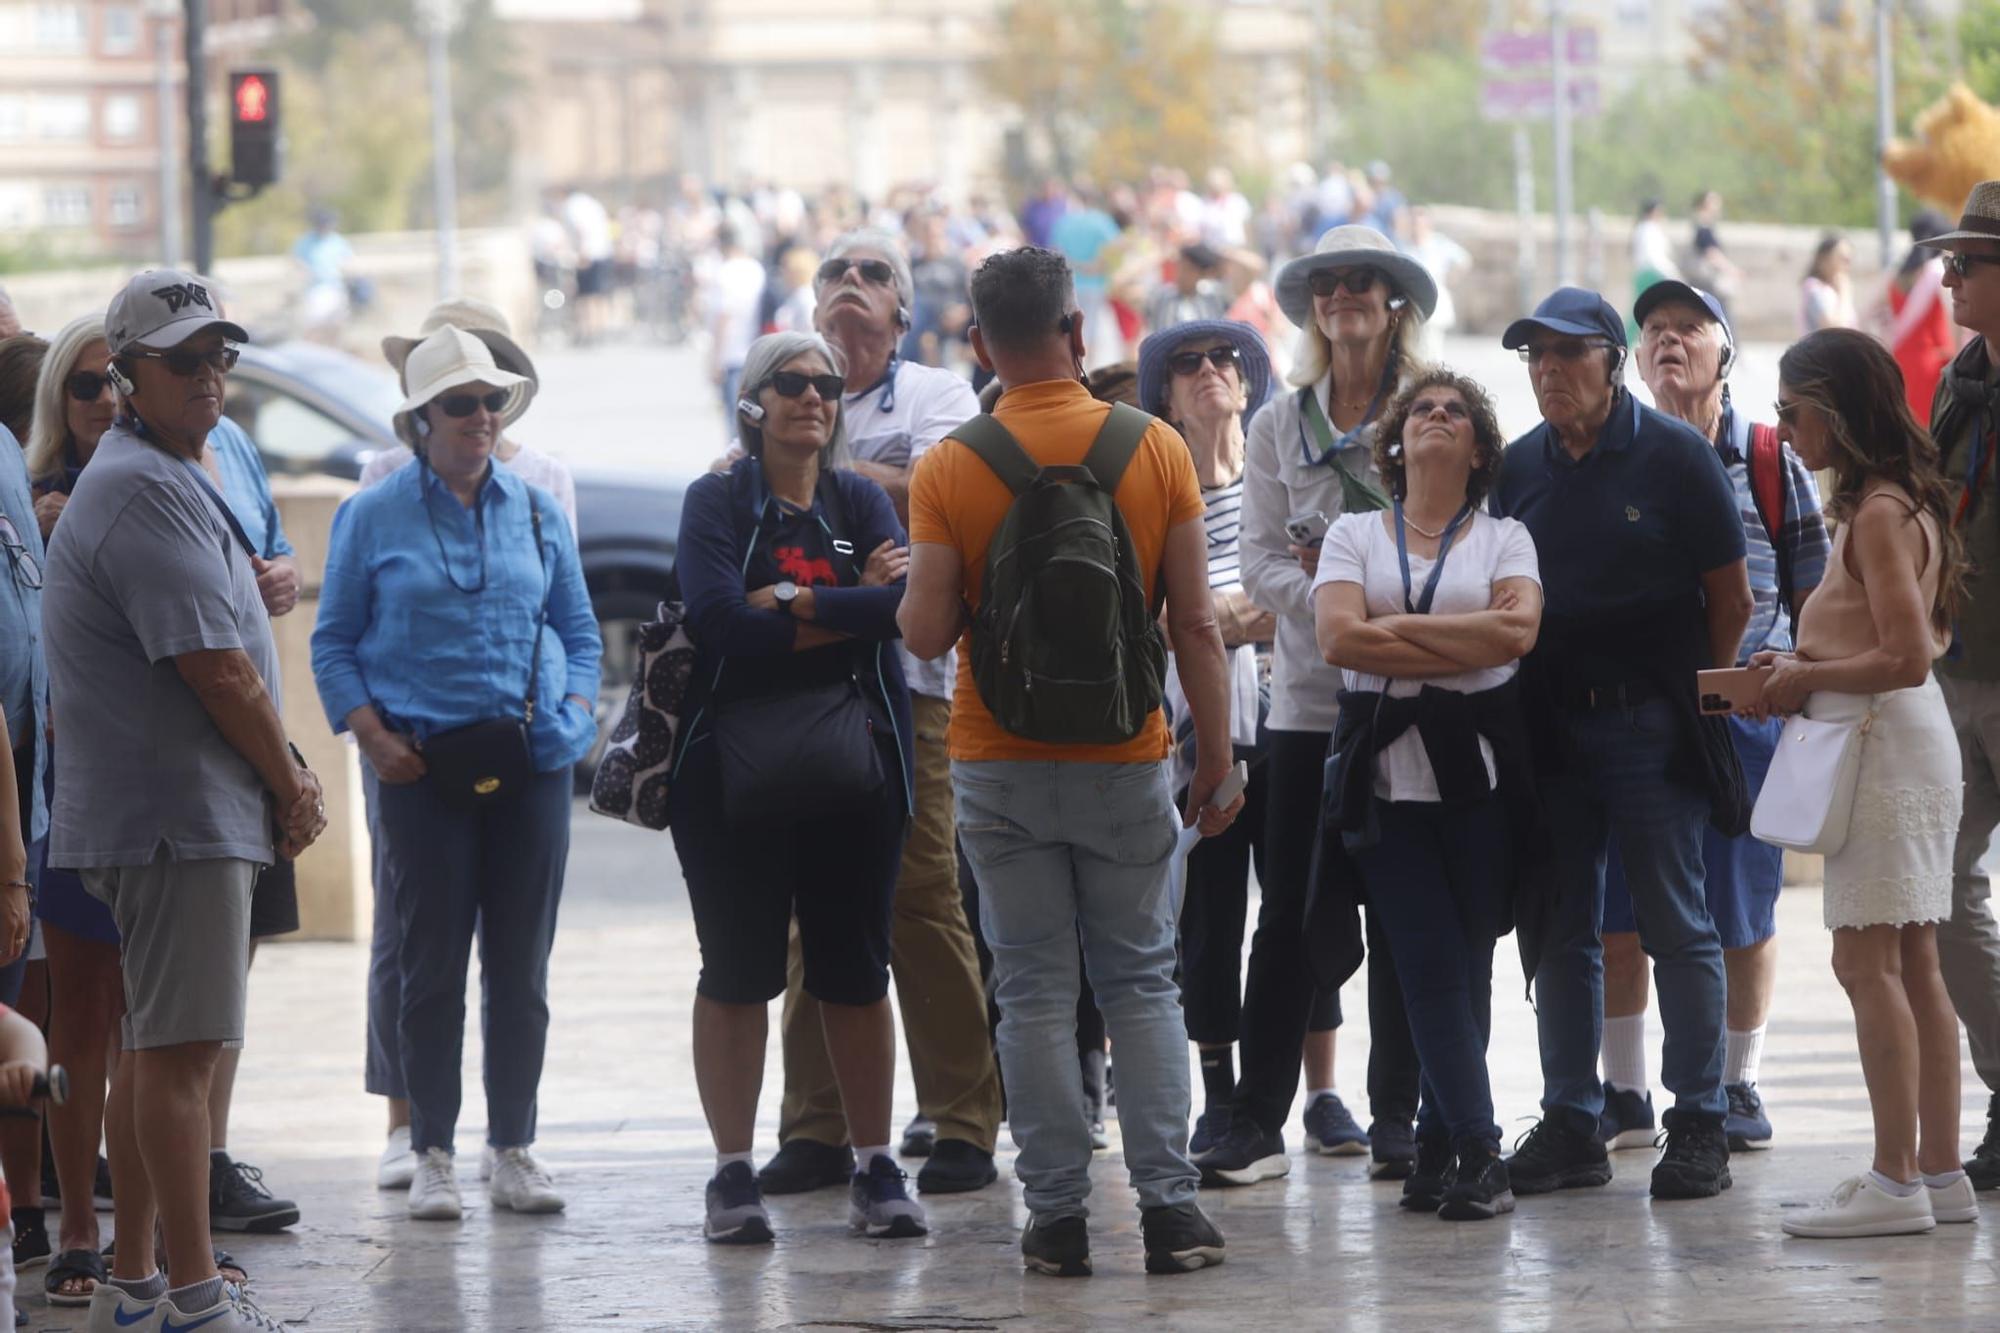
[{"xmin": 1750, "ymin": 702, "xmax": 1878, "ymax": 855}]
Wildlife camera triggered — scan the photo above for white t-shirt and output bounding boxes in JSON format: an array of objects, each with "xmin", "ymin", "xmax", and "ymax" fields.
[
  {"xmin": 563, "ymin": 191, "xmax": 613, "ymax": 263},
  {"xmin": 846, "ymin": 360, "xmax": 980, "ymax": 700},
  {"xmin": 1311, "ymin": 509, "xmax": 1540, "ymax": 801},
  {"xmin": 358, "ymin": 442, "xmax": 579, "ymax": 532},
  {"xmin": 707, "ymin": 254, "xmax": 768, "ymax": 368}
]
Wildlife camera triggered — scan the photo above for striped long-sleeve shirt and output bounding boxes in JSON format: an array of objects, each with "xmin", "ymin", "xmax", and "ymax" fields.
[{"xmin": 1717, "ymin": 403, "xmax": 1831, "ymax": 663}]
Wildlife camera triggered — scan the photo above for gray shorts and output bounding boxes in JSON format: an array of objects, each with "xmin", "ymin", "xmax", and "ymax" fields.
[{"xmin": 83, "ymin": 856, "xmax": 259, "ymax": 1051}]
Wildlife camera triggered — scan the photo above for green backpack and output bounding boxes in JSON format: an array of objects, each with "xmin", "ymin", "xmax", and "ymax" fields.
[{"xmin": 953, "ymin": 402, "xmax": 1167, "ymax": 745}]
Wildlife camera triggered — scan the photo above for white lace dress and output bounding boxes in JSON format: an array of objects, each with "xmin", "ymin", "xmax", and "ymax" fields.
[{"xmin": 1808, "ymin": 679, "xmax": 1961, "ymax": 929}]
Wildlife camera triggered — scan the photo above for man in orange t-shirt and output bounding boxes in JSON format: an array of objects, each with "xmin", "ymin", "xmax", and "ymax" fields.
[{"xmin": 901, "ymin": 245, "xmax": 1242, "ymax": 1279}]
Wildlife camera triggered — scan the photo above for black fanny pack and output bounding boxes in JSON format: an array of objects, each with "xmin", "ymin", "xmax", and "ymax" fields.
[{"xmin": 714, "ymin": 675, "xmax": 886, "ymax": 825}]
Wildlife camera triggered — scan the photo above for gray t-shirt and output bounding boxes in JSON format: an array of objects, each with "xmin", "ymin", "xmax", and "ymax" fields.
[{"xmin": 42, "ymin": 424, "xmax": 280, "ymax": 868}]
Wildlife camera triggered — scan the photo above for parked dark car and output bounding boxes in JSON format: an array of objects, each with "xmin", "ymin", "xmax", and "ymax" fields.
[{"xmin": 225, "ymin": 340, "xmax": 687, "ymax": 781}]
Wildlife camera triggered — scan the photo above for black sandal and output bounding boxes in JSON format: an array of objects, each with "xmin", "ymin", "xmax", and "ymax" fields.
[{"xmin": 44, "ymin": 1247, "xmax": 105, "ymax": 1307}]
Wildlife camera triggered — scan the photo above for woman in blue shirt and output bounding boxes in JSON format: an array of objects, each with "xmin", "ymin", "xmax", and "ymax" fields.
[{"xmin": 312, "ymin": 326, "xmax": 600, "ymax": 1225}]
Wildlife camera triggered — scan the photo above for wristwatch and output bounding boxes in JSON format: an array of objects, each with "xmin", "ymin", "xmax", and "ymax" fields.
[{"xmin": 773, "ymin": 581, "xmax": 800, "ymax": 608}]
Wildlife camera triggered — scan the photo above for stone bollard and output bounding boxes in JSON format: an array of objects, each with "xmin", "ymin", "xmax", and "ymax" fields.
[{"xmin": 270, "ymin": 476, "xmax": 369, "ymax": 942}]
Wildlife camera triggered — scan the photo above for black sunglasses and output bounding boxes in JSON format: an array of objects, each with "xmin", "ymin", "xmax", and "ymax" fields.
[
  {"xmin": 817, "ymin": 258, "xmax": 896, "ymax": 287},
  {"xmin": 437, "ymin": 390, "xmax": 510, "ymax": 418},
  {"xmin": 65, "ymin": 370, "xmax": 114, "ymax": 402},
  {"xmin": 1945, "ymin": 252, "xmax": 2000, "ymax": 279},
  {"xmin": 769, "ymin": 370, "xmax": 845, "ymax": 400},
  {"xmin": 1307, "ymin": 266, "xmax": 1384, "ymax": 298},
  {"xmin": 1167, "ymin": 346, "xmax": 1243, "ymax": 377},
  {"xmin": 1408, "ymin": 395, "xmax": 1471, "ymax": 421},
  {"xmin": 128, "ymin": 344, "xmax": 238, "ymax": 377}
]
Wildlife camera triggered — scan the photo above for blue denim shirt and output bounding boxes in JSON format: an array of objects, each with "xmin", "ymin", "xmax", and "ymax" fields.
[
  {"xmin": 0, "ymin": 426, "xmax": 46, "ymax": 841},
  {"xmin": 209, "ymin": 417, "xmax": 294, "ymax": 560},
  {"xmin": 312, "ymin": 458, "xmax": 603, "ymax": 772}
]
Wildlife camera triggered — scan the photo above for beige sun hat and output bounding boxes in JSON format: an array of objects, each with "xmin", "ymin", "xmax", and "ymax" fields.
[
  {"xmin": 391, "ymin": 324, "xmax": 534, "ymax": 448},
  {"xmin": 381, "ymin": 296, "xmax": 535, "ymax": 391},
  {"xmin": 1925, "ymin": 180, "xmax": 2000, "ymax": 250}
]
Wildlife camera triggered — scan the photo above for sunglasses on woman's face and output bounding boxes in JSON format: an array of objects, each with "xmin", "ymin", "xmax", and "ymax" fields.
[
  {"xmin": 129, "ymin": 344, "xmax": 239, "ymax": 377},
  {"xmin": 817, "ymin": 257, "xmax": 896, "ymax": 287},
  {"xmin": 1408, "ymin": 396, "xmax": 1470, "ymax": 421},
  {"xmin": 65, "ymin": 371, "xmax": 114, "ymax": 402},
  {"xmin": 438, "ymin": 390, "xmax": 509, "ymax": 418},
  {"xmin": 1307, "ymin": 267, "xmax": 1383, "ymax": 298},
  {"xmin": 769, "ymin": 370, "xmax": 845, "ymax": 400},
  {"xmin": 1167, "ymin": 346, "xmax": 1242, "ymax": 378}
]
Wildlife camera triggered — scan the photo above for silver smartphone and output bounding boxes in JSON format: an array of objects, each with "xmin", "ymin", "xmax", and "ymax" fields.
[{"xmin": 1285, "ymin": 510, "xmax": 1330, "ymax": 546}]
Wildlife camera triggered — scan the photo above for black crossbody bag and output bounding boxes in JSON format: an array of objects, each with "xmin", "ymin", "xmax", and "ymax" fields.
[{"xmin": 421, "ymin": 500, "xmax": 549, "ymax": 807}]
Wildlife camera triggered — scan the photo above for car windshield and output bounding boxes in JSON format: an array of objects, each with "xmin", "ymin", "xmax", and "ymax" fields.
[{"xmin": 266, "ymin": 343, "xmax": 402, "ymax": 431}]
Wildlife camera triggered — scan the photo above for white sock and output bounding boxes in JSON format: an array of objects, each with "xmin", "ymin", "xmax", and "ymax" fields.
[
  {"xmin": 1869, "ymin": 1169, "xmax": 1921, "ymax": 1197},
  {"xmin": 1924, "ymin": 1169, "xmax": 1967, "ymax": 1189},
  {"xmin": 855, "ymin": 1143, "xmax": 893, "ymax": 1169},
  {"xmin": 1601, "ymin": 1013, "xmax": 1649, "ymax": 1094},
  {"xmin": 1305, "ymin": 1087, "xmax": 1337, "ymax": 1105},
  {"xmin": 1724, "ymin": 1024, "xmax": 1766, "ymax": 1087},
  {"xmin": 716, "ymin": 1150, "xmax": 754, "ymax": 1171}
]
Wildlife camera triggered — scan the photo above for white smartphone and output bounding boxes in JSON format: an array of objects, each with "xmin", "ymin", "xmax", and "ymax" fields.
[
  {"xmin": 1208, "ymin": 759, "xmax": 1250, "ymax": 811},
  {"xmin": 1285, "ymin": 510, "xmax": 1330, "ymax": 546}
]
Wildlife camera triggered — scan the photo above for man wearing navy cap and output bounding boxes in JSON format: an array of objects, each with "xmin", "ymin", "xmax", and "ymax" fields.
[
  {"xmin": 1489, "ymin": 287, "xmax": 1752, "ymax": 1203},
  {"xmin": 1591, "ymin": 283, "xmax": 1831, "ymax": 1158}
]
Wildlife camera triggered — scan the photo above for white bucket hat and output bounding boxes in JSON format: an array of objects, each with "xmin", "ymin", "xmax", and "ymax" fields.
[
  {"xmin": 392, "ymin": 324, "xmax": 533, "ymax": 448},
  {"xmin": 1274, "ymin": 224, "xmax": 1439, "ymax": 328}
]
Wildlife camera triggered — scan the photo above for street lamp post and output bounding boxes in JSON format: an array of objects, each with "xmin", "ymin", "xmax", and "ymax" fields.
[
  {"xmin": 1876, "ymin": 0, "xmax": 1898, "ymax": 266},
  {"xmin": 151, "ymin": 0, "xmax": 181, "ymax": 265},
  {"xmin": 421, "ymin": 0, "xmax": 461, "ymax": 300}
]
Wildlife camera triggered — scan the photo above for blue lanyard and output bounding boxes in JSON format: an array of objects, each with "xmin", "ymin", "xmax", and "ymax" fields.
[
  {"xmin": 851, "ymin": 355, "xmax": 898, "ymax": 415},
  {"xmin": 1393, "ymin": 499, "xmax": 1477, "ymax": 615}
]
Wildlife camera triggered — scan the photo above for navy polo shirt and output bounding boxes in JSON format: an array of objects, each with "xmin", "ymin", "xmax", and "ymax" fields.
[{"xmin": 1490, "ymin": 392, "xmax": 1745, "ymax": 621}]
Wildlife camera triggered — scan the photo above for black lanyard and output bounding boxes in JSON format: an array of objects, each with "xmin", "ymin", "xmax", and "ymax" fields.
[{"xmin": 1393, "ymin": 499, "xmax": 1477, "ymax": 615}]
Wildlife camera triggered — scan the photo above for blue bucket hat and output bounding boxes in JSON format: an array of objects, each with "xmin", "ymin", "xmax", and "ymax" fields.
[
  {"xmin": 1136, "ymin": 319, "xmax": 1273, "ymax": 428},
  {"xmin": 1501, "ymin": 286, "xmax": 1627, "ymax": 350}
]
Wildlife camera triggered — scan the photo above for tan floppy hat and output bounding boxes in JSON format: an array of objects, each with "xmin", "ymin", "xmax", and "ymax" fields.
[
  {"xmin": 1924, "ymin": 180, "xmax": 2000, "ymax": 250},
  {"xmin": 391, "ymin": 325, "xmax": 534, "ymax": 448},
  {"xmin": 381, "ymin": 297, "xmax": 535, "ymax": 391}
]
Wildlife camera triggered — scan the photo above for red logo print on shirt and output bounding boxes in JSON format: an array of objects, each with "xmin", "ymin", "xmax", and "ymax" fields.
[{"xmin": 774, "ymin": 545, "xmax": 837, "ymax": 586}]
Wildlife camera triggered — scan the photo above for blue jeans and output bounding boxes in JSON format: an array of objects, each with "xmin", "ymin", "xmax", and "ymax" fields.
[
  {"xmin": 373, "ymin": 764, "xmax": 572, "ymax": 1155},
  {"xmin": 1534, "ymin": 697, "xmax": 1727, "ymax": 1133},
  {"xmin": 1354, "ymin": 797, "xmax": 1508, "ymax": 1147},
  {"xmin": 953, "ymin": 759, "xmax": 1195, "ymax": 1219}
]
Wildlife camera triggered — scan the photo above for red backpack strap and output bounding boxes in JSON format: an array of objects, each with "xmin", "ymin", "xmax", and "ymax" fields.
[{"xmin": 1749, "ymin": 422, "xmax": 1784, "ymax": 546}]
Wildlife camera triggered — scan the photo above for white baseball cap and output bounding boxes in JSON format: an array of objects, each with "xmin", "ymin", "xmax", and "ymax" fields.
[{"xmin": 104, "ymin": 268, "xmax": 247, "ymax": 356}]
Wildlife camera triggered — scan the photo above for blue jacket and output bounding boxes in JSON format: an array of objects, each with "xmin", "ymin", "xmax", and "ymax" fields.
[{"xmin": 674, "ymin": 456, "xmax": 912, "ymax": 810}]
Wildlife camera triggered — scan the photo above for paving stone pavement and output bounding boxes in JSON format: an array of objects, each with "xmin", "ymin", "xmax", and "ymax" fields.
[{"xmin": 18, "ymin": 808, "xmax": 1999, "ymax": 1331}]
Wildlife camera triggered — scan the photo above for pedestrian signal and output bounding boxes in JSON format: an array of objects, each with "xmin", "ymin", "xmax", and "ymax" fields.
[{"xmin": 229, "ymin": 70, "xmax": 280, "ymax": 188}]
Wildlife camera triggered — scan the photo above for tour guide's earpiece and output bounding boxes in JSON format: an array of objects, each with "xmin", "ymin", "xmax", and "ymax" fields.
[
  {"xmin": 1717, "ymin": 327, "xmax": 1736, "ymax": 378},
  {"xmin": 896, "ymin": 305, "xmax": 913, "ymax": 331},
  {"xmin": 736, "ymin": 398, "xmax": 766, "ymax": 423},
  {"xmin": 1386, "ymin": 293, "xmax": 1408, "ymax": 311},
  {"xmin": 106, "ymin": 361, "xmax": 135, "ymax": 396}
]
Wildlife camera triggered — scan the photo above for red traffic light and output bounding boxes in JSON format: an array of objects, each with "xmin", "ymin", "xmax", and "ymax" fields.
[{"xmin": 233, "ymin": 74, "xmax": 269, "ymax": 123}]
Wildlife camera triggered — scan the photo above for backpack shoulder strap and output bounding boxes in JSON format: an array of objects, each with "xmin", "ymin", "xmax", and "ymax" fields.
[
  {"xmin": 1749, "ymin": 422, "xmax": 1785, "ymax": 545},
  {"xmin": 951, "ymin": 413, "xmax": 1039, "ymax": 497},
  {"xmin": 1080, "ymin": 402, "xmax": 1154, "ymax": 495}
]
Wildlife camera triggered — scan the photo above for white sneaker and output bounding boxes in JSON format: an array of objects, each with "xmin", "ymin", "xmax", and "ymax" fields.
[
  {"xmin": 1928, "ymin": 1173, "xmax": 1979, "ymax": 1224},
  {"xmin": 1782, "ymin": 1173, "xmax": 1936, "ymax": 1238},
  {"xmin": 156, "ymin": 1281, "xmax": 283, "ymax": 1331},
  {"xmin": 488, "ymin": 1146, "xmax": 565, "ymax": 1214},
  {"xmin": 87, "ymin": 1281, "xmax": 162, "ymax": 1333},
  {"xmin": 377, "ymin": 1126, "xmax": 416, "ymax": 1191},
  {"xmin": 407, "ymin": 1147, "xmax": 463, "ymax": 1221}
]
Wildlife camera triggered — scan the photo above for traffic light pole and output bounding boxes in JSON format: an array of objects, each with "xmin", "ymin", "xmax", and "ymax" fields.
[{"xmin": 186, "ymin": 0, "xmax": 213, "ymax": 275}]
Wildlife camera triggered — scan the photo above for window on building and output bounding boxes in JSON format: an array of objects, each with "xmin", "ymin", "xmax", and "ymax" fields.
[
  {"xmin": 43, "ymin": 186, "xmax": 92, "ymax": 228},
  {"xmin": 103, "ymin": 95, "xmax": 141, "ymax": 141},
  {"xmin": 33, "ymin": 95, "xmax": 91, "ymax": 142},
  {"xmin": 0, "ymin": 98, "xmax": 26, "ymax": 145},
  {"xmin": 34, "ymin": 4, "xmax": 85, "ymax": 51},
  {"xmin": 109, "ymin": 186, "xmax": 143, "ymax": 228},
  {"xmin": 102, "ymin": 5, "xmax": 139, "ymax": 54}
]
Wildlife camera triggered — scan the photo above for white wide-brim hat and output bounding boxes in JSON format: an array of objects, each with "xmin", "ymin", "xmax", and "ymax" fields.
[
  {"xmin": 1274, "ymin": 224, "xmax": 1439, "ymax": 328},
  {"xmin": 392, "ymin": 324, "xmax": 533, "ymax": 448}
]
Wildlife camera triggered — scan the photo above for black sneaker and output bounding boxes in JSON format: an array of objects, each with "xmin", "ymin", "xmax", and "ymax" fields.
[
  {"xmin": 1021, "ymin": 1214, "xmax": 1091, "ymax": 1277},
  {"xmin": 1650, "ymin": 1108, "xmax": 1732, "ymax": 1200},
  {"xmin": 1140, "ymin": 1201, "xmax": 1225, "ymax": 1274},
  {"xmin": 1368, "ymin": 1118, "xmax": 1416, "ymax": 1181},
  {"xmin": 1189, "ymin": 1105, "xmax": 1233, "ymax": 1157},
  {"xmin": 757, "ymin": 1139, "xmax": 855, "ymax": 1195},
  {"xmin": 898, "ymin": 1116, "xmax": 937, "ymax": 1159},
  {"xmin": 208, "ymin": 1153, "xmax": 300, "ymax": 1233},
  {"xmin": 1503, "ymin": 1118, "xmax": 1612, "ymax": 1195},
  {"xmin": 1724, "ymin": 1082, "xmax": 1773, "ymax": 1152},
  {"xmin": 1963, "ymin": 1092, "xmax": 2000, "ymax": 1190},
  {"xmin": 1196, "ymin": 1118, "xmax": 1289, "ymax": 1188},
  {"xmin": 1439, "ymin": 1142, "xmax": 1515, "ymax": 1222},
  {"xmin": 916, "ymin": 1138, "xmax": 997, "ymax": 1194},
  {"xmin": 1399, "ymin": 1135, "xmax": 1453, "ymax": 1212}
]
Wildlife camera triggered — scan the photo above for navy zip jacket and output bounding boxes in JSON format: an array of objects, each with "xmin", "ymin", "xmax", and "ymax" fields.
[{"xmin": 673, "ymin": 455, "xmax": 914, "ymax": 810}]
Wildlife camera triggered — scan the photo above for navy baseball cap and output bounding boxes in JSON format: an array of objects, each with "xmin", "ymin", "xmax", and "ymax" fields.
[
  {"xmin": 1632, "ymin": 279, "xmax": 1730, "ymax": 337},
  {"xmin": 1501, "ymin": 286, "xmax": 1626, "ymax": 350}
]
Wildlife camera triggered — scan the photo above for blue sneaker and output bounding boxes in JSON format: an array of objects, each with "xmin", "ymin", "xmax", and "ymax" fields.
[
  {"xmin": 1189, "ymin": 1105, "xmax": 1233, "ymax": 1157},
  {"xmin": 1724, "ymin": 1082, "xmax": 1773, "ymax": 1152},
  {"xmin": 848, "ymin": 1155, "xmax": 928, "ymax": 1238},
  {"xmin": 1301, "ymin": 1092, "xmax": 1369, "ymax": 1156},
  {"xmin": 1595, "ymin": 1080, "xmax": 1656, "ymax": 1150},
  {"xmin": 1367, "ymin": 1118, "xmax": 1416, "ymax": 1180}
]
